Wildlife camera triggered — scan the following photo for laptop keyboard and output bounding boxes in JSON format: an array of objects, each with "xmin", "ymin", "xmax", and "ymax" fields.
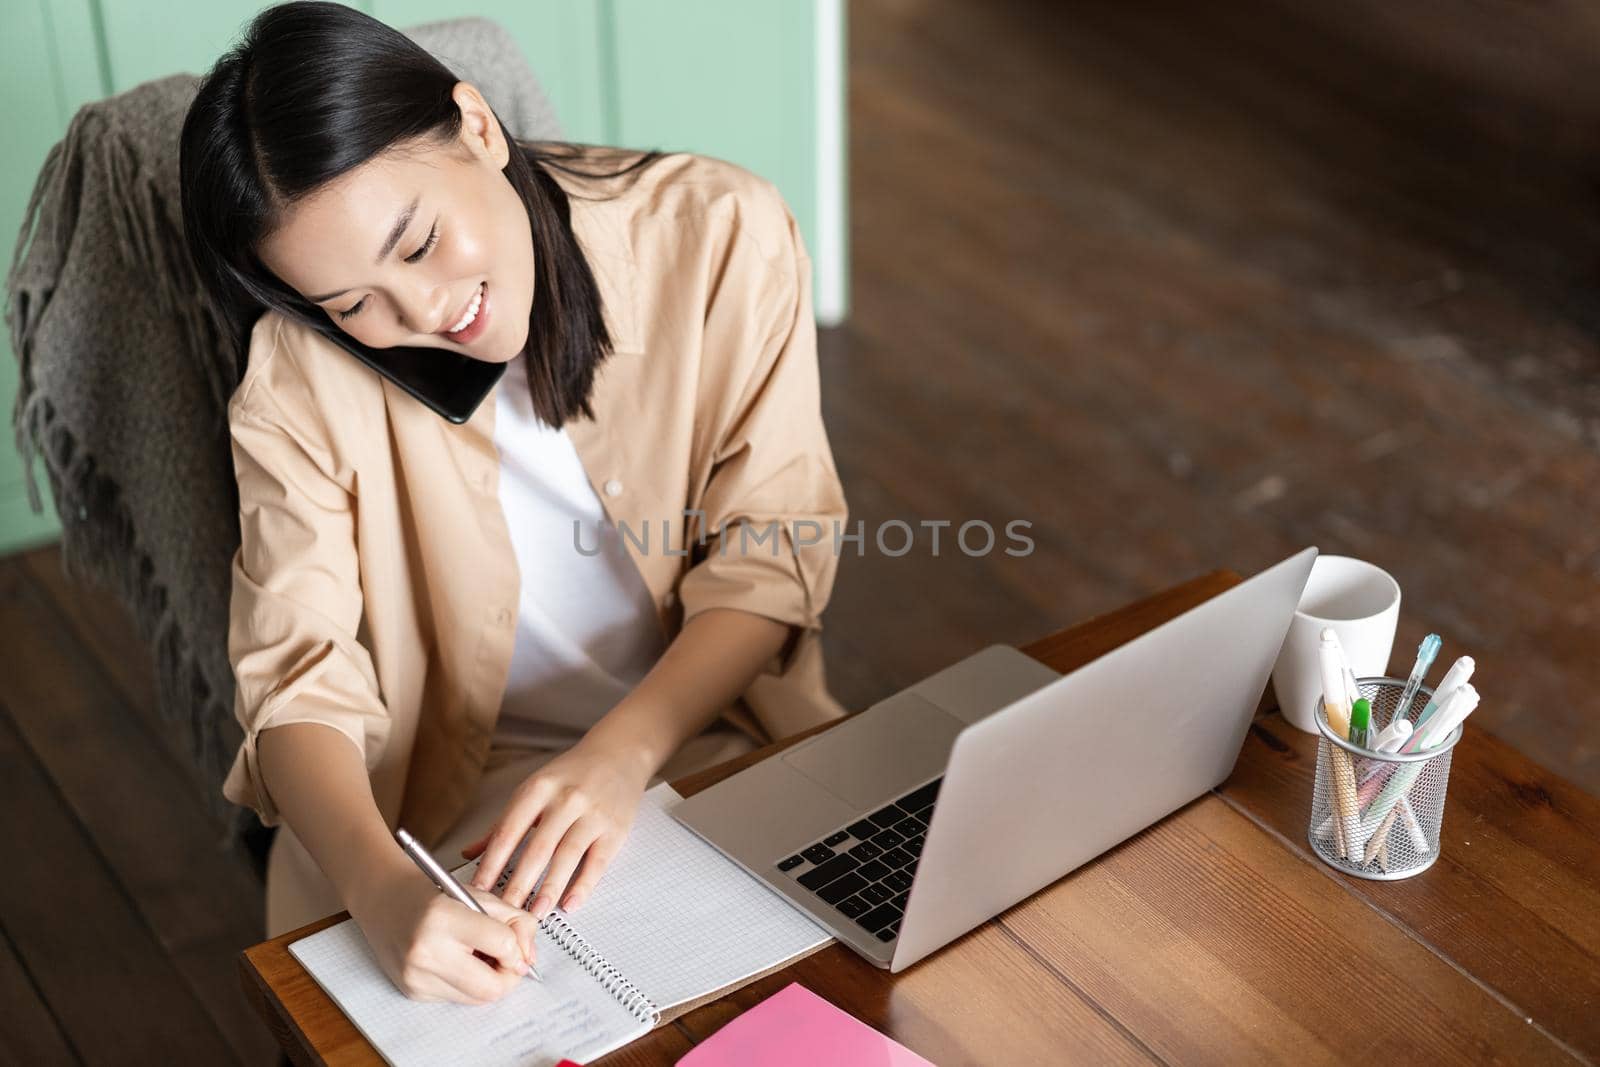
[{"xmin": 775, "ymin": 777, "xmax": 942, "ymax": 944}]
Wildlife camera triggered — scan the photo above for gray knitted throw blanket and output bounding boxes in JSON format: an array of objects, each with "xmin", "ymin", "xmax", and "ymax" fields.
[{"xmin": 4, "ymin": 17, "xmax": 560, "ymax": 850}]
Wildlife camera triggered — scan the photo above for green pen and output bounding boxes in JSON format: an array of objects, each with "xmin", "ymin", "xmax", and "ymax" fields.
[{"xmin": 1348, "ymin": 697, "xmax": 1373, "ymax": 750}]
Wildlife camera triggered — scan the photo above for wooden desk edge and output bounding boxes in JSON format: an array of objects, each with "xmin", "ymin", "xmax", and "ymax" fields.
[{"xmin": 237, "ymin": 567, "xmax": 1264, "ymax": 1063}]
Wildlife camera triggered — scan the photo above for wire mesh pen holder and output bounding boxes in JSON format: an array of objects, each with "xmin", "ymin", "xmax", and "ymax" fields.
[{"xmin": 1307, "ymin": 676, "xmax": 1462, "ymax": 880}]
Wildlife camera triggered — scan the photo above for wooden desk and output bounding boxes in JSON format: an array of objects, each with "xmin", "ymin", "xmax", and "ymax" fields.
[{"xmin": 241, "ymin": 571, "xmax": 1600, "ymax": 1065}]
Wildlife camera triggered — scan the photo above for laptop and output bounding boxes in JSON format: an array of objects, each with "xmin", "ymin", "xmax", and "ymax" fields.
[{"xmin": 672, "ymin": 546, "xmax": 1318, "ymax": 971}]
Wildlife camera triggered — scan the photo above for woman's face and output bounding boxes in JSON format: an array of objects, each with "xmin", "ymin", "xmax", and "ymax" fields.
[{"xmin": 257, "ymin": 82, "xmax": 534, "ymax": 364}]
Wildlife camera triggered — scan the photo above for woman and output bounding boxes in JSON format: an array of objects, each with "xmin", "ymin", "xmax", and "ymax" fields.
[{"xmin": 179, "ymin": 2, "xmax": 848, "ymax": 1005}]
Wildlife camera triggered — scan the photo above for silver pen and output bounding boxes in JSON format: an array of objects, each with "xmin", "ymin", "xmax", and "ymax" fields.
[{"xmin": 394, "ymin": 827, "xmax": 542, "ymax": 982}]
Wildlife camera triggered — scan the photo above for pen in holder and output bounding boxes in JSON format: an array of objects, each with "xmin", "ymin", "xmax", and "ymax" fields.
[{"xmin": 1307, "ymin": 676, "xmax": 1462, "ymax": 880}]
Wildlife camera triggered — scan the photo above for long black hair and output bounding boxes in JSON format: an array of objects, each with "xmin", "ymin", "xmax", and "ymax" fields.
[{"xmin": 179, "ymin": 0, "xmax": 661, "ymax": 427}]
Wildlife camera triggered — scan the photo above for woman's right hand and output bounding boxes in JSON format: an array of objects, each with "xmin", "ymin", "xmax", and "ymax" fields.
[{"xmin": 347, "ymin": 858, "xmax": 541, "ymax": 1004}]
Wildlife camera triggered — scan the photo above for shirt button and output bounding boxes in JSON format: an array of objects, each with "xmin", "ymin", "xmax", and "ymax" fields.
[{"xmin": 604, "ymin": 479, "xmax": 623, "ymax": 497}]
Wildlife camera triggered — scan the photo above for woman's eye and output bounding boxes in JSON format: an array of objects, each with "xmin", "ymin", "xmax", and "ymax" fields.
[
  {"xmin": 332, "ymin": 222, "xmax": 436, "ymax": 322},
  {"xmin": 404, "ymin": 223, "xmax": 439, "ymax": 264}
]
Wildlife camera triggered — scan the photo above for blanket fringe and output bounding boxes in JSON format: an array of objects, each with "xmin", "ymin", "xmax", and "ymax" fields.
[
  {"xmin": 18, "ymin": 390, "xmax": 250, "ymax": 850},
  {"xmin": 6, "ymin": 100, "xmax": 254, "ymax": 855}
]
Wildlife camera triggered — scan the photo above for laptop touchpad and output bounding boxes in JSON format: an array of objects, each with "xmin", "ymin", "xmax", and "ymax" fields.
[{"xmin": 782, "ymin": 694, "xmax": 966, "ymax": 810}]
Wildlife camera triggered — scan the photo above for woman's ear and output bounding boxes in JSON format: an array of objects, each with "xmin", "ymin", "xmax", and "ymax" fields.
[{"xmin": 451, "ymin": 81, "xmax": 508, "ymax": 169}]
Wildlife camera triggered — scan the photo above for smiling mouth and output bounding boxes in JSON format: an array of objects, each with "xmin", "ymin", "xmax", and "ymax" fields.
[{"xmin": 442, "ymin": 282, "xmax": 486, "ymax": 335}]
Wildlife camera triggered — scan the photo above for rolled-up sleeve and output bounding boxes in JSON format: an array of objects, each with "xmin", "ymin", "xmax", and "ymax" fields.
[
  {"xmin": 677, "ymin": 188, "xmax": 849, "ymax": 675},
  {"xmin": 220, "ymin": 402, "xmax": 390, "ymax": 827}
]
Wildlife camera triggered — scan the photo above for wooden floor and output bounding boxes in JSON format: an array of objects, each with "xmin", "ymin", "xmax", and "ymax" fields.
[
  {"xmin": 821, "ymin": 0, "xmax": 1600, "ymax": 788},
  {"xmin": 3, "ymin": 0, "xmax": 1597, "ymax": 1061}
]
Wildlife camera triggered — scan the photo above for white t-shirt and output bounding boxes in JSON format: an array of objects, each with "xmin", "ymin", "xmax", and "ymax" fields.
[{"xmin": 489, "ymin": 355, "xmax": 665, "ymax": 748}]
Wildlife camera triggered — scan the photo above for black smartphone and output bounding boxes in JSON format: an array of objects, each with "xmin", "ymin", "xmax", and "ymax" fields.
[{"xmin": 315, "ymin": 328, "xmax": 506, "ymax": 424}]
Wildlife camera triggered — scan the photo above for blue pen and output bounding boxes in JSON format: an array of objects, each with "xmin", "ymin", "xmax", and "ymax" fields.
[{"xmin": 1393, "ymin": 633, "xmax": 1441, "ymax": 722}]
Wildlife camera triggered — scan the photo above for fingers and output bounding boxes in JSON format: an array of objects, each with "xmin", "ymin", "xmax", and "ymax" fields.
[
  {"xmin": 443, "ymin": 945, "xmax": 520, "ymax": 1004},
  {"xmin": 443, "ymin": 909, "xmax": 529, "ymax": 1003},
  {"xmin": 470, "ymin": 887, "xmax": 540, "ymax": 970},
  {"xmin": 400, "ymin": 900, "xmax": 526, "ymax": 1006},
  {"xmin": 466, "ymin": 766, "xmax": 639, "ymax": 916},
  {"xmin": 501, "ymin": 793, "xmax": 587, "ymax": 910},
  {"xmin": 530, "ymin": 816, "xmax": 603, "ymax": 918},
  {"xmin": 471, "ymin": 777, "xmax": 556, "ymax": 892},
  {"xmin": 558, "ymin": 830, "xmax": 623, "ymax": 912}
]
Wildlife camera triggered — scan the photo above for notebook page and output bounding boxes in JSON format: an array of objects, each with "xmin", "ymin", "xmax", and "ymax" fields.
[
  {"xmin": 288, "ymin": 913, "xmax": 649, "ymax": 1067},
  {"xmin": 535, "ymin": 782, "xmax": 831, "ymax": 1012}
]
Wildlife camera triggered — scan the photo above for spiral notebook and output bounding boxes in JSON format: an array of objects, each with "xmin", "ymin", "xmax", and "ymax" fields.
[{"xmin": 288, "ymin": 783, "xmax": 832, "ymax": 1067}]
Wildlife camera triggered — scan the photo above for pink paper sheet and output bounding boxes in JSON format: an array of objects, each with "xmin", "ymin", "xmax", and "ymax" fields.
[{"xmin": 677, "ymin": 982, "xmax": 935, "ymax": 1067}]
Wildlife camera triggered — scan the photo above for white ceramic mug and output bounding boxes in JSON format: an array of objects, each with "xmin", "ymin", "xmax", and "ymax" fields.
[{"xmin": 1270, "ymin": 555, "xmax": 1401, "ymax": 733}]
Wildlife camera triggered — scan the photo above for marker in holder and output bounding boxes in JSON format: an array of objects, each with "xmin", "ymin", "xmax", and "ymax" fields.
[{"xmin": 1307, "ymin": 676, "xmax": 1462, "ymax": 880}]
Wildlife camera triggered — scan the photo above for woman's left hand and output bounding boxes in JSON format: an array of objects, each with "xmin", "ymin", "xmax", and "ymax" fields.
[{"xmin": 460, "ymin": 735, "xmax": 654, "ymax": 917}]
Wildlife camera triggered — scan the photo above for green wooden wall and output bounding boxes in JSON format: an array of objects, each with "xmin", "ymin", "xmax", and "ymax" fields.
[{"xmin": 0, "ymin": 0, "xmax": 846, "ymax": 555}]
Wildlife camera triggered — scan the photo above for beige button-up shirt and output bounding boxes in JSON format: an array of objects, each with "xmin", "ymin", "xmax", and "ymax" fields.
[{"xmin": 221, "ymin": 153, "xmax": 850, "ymax": 848}]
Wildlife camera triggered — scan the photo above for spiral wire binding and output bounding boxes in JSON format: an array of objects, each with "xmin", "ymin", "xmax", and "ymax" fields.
[
  {"xmin": 480, "ymin": 858, "xmax": 658, "ymax": 1025},
  {"xmin": 537, "ymin": 911, "xmax": 659, "ymax": 1025}
]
